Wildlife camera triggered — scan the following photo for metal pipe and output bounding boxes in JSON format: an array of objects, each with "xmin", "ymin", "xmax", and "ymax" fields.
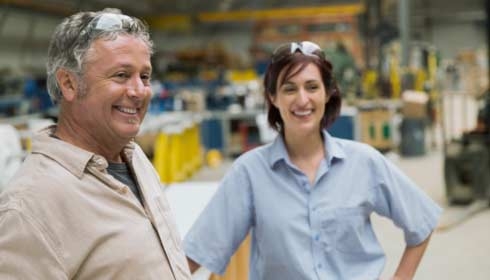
[
  {"xmin": 0, "ymin": 4, "xmax": 11, "ymax": 37},
  {"xmin": 486, "ymin": 0, "xmax": 490, "ymax": 85},
  {"xmin": 398, "ymin": 0, "xmax": 409, "ymax": 67}
]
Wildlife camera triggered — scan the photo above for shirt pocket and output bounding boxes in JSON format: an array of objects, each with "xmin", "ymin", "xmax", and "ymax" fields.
[
  {"xmin": 319, "ymin": 207, "xmax": 368, "ymax": 254},
  {"xmin": 335, "ymin": 207, "xmax": 368, "ymax": 254}
]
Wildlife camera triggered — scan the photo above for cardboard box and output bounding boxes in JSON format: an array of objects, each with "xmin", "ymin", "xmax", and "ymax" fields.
[
  {"xmin": 359, "ymin": 108, "xmax": 393, "ymax": 151},
  {"xmin": 401, "ymin": 90, "xmax": 428, "ymax": 118}
]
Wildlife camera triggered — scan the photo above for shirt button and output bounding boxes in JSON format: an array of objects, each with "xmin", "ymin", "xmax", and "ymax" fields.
[
  {"xmin": 317, "ymin": 264, "xmax": 322, "ymax": 269},
  {"xmin": 314, "ymin": 234, "xmax": 320, "ymax": 241},
  {"xmin": 120, "ymin": 187, "xmax": 128, "ymax": 194}
]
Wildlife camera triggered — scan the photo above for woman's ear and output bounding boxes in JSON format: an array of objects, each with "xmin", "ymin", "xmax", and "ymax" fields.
[
  {"xmin": 56, "ymin": 69, "xmax": 78, "ymax": 102},
  {"xmin": 324, "ymin": 91, "xmax": 331, "ymax": 104},
  {"xmin": 268, "ymin": 93, "xmax": 277, "ymax": 107}
]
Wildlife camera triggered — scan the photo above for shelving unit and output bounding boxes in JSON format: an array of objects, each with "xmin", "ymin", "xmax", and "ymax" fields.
[{"xmin": 205, "ymin": 109, "xmax": 265, "ymax": 157}]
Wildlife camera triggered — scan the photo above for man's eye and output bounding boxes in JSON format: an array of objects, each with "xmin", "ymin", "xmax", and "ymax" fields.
[
  {"xmin": 141, "ymin": 74, "xmax": 151, "ymax": 85},
  {"xmin": 115, "ymin": 72, "xmax": 129, "ymax": 79}
]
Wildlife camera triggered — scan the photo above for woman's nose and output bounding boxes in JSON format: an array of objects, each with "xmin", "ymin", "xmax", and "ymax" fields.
[{"xmin": 297, "ymin": 88, "xmax": 309, "ymax": 104}]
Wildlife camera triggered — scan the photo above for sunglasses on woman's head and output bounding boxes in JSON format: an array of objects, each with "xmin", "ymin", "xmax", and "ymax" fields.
[{"xmin": 271, "ymin": 41, "xmax": 325, "ymax": 63}]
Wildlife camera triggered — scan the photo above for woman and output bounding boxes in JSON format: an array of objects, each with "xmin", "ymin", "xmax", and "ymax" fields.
[{"xmin": 184, "ymin": 41, "xmax": 442, "ymax": 280}]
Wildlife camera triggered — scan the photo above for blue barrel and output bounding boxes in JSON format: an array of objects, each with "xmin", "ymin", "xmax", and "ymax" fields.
[{"xmin": 400, "ymin": 118, "xmax": 426, "ymax": 156}]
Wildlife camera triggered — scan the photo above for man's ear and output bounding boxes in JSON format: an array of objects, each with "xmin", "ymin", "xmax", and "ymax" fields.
[{"xmin": 56, "ymin": 69, "xmax": 78, "ymax": 102}]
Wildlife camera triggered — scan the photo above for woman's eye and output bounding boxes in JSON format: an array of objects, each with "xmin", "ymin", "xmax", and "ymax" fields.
[{"xmin": 283, "ymin": 87, "xmax": 296, "ymax": 93}]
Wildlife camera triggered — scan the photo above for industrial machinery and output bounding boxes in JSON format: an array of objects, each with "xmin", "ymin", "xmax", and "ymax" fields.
[
  {"xmin": 444, "ymin": 90, "xmax": 490, "ymax": 205},
  {"xmin": 444, "ymin": 0, "xmax": 490, "ymax": 205}
]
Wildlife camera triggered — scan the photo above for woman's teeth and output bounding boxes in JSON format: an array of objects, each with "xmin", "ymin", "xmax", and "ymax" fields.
[{"xmin": 294, "ymin": 110, "xmax": 312, "ymax": 116}]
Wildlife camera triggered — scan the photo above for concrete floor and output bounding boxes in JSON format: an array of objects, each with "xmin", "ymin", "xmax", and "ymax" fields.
[
  {"xmin": 376, "ymin": 150, "xmax": 490, "ymax": 280},
  {"xmin": 188, "ymin": 147, "xmax": 490, "ymax": 279}
]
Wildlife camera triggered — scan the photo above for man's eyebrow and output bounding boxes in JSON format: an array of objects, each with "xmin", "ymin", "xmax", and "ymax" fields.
[{"xmin": 107, "ymin": 63, "xmax": 152, "ymax": 72}]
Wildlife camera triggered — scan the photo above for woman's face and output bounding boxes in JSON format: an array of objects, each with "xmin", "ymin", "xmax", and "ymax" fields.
[{"xmin": 270, "ymin": 63, "xmax": 329, "ymax": 137}]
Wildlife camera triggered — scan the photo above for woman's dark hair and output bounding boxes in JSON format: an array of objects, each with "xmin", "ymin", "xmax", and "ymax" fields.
[{"xmin": 263, "ymin": 51, "xmax": 342, "ymax": 133}]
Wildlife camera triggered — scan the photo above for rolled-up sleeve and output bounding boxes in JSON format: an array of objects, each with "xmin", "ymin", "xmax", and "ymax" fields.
[
  {"xmin": 0, "ymin": 208, "xmax": 67, "ymax": 279},
  {"xmin": 183, "ymin": 162, "xmax": 254, "ymax": 275},
  {"xmin": 372, "ymin": 152, "xmax": 443, "ymax": 246}
]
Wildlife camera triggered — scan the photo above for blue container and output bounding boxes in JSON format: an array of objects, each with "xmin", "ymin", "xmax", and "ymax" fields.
[
  {"xmin": 329, "ymin": 114, "xmax": 356, "ymax": 140},
  {"xmin": 200, "ymin": 118, "xmax": 224, "ymax": 151}
]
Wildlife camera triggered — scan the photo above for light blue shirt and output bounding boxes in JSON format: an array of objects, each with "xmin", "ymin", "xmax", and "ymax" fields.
[{"xmin": 184, "ymin": 131, "xmax": 442, "ymax": 280}]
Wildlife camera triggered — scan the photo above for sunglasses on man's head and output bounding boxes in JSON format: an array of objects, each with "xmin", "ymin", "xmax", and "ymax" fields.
[
  {"xmin": 80, "ymin": 12, "xmax": 136, "ymax": 38},
  {"xmin": 69, "ymin": 12, "xmax": 140, "ymax": 51},
  {"xmin": 271, "ymin": 41, "xmax": 325, "ymax": 63}
]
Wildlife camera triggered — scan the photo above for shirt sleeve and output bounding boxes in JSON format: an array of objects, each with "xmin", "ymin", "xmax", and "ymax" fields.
[
  {"xmin": 0, "ymin": 208, "xmax": 67, "ymax": 279},
  {"xmin": 371, "ymin": 151, "xmax": 443, "ymax": 246},
  {"xmin": 183, "ymin": 161, "xmax": 254, "ymax": 275}
]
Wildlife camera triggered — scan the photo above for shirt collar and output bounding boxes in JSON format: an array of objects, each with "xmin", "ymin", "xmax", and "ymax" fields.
[
  {"xmin": 32, "ymin": 125, "xmax": 135, "ymax": 178},
  {"xmin": 322, "ymin": 130, "xmax": 346, "ymax": 163},
  {"xmin": 268, "ymin": 130, "xmax": 346, "ymax": 168}
]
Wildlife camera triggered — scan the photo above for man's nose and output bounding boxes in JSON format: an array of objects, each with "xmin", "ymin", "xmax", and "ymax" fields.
[{"xmin": 128, "ymin": 76, "xmax": 145, "ymax": 98}]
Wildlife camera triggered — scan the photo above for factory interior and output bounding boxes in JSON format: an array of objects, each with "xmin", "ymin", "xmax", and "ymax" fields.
[{"xmin": 0, "ymin": 0, "xmax": 489, "ymax": 279}]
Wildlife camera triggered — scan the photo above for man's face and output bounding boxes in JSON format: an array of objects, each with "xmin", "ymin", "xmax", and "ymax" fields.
[{"xmin": 72, "ymin": 35, "xmax": 152, "ymax": 145}]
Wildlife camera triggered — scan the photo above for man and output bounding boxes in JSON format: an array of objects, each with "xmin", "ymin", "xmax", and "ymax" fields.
[{"xmin": 0, "ymin": 9, "xmax": 191, "ymax": 280}]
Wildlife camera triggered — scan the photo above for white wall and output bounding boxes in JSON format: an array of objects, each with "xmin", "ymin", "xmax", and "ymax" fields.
[
  {"xmin": 0, "ymin": 9, "xmax": 59, "ymax": 70},
  {"xmin": 432, "ymin": 22, "xmax": 486, "ymax": 59}
]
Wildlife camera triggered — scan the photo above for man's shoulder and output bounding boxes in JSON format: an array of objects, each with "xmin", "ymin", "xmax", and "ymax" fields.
[
  {"xmin": 1, "ymin": 176, "xmax": 49, "ymax": 223},
  {"xmin": 3, "ymin": 154, "xmax": 75, "ymax": 207}
]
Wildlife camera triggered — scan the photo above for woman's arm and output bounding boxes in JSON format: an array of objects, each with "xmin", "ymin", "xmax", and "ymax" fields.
[
  {"xmin": 187, "ymin": 257, "xmax": 201, "ymax": 274},
  {"xmin": 390, "ymin": 233, "xmax": 432, "ymax": 280}
]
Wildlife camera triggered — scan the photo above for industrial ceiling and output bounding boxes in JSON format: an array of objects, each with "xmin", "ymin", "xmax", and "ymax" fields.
[
  {"xmin": 0, "ymin": 0, "xmax": 362, "ymax": 17},
  {"xmin": 0, "ymin": 0, "xmax": 485, "ymax": 30}
]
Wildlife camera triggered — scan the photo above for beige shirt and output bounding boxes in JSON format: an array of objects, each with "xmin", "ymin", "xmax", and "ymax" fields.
[{"xmin": 0, "ymin": 126, "xmax": 191, "ymax": 280}]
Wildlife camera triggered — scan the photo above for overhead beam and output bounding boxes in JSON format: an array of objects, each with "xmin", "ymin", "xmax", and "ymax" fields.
[
  {"xmin": 148, "ymin": 3, "xmax": 365, "ymax": 29},
  {"xmin": 147, "ymin": 15, "xmax": 193, "ymax": 32},
  {"xmin": 0, "ymin": 0, "xmax": 73, "ymax": 16},
  {"xmin": 198, "ymin": 3, "xmax": 365, "ymax": 22}
]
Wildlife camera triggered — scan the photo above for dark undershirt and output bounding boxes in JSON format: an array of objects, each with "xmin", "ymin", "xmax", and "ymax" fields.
[
  {"xmin": 49, "ymin": 134, "xmax": 143, "ymax": 205},
  {"xmin": 107, "ymin": 162, "xmax": 144, "ymax": 206}
]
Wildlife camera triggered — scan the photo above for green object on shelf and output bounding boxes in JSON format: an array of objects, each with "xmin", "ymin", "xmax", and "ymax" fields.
[
  {"xmin": 369, "ymin": 123, "xmax": 376, "ymax": 139},
  {"xmin": 382, "ymin": 122, "xmax": 391, "ymax": 139}
]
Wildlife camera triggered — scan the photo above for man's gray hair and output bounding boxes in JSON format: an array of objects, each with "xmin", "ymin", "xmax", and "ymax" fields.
[{"xmin": 46, "ymin": 8, "xmax": 154, "ymax": 103}]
